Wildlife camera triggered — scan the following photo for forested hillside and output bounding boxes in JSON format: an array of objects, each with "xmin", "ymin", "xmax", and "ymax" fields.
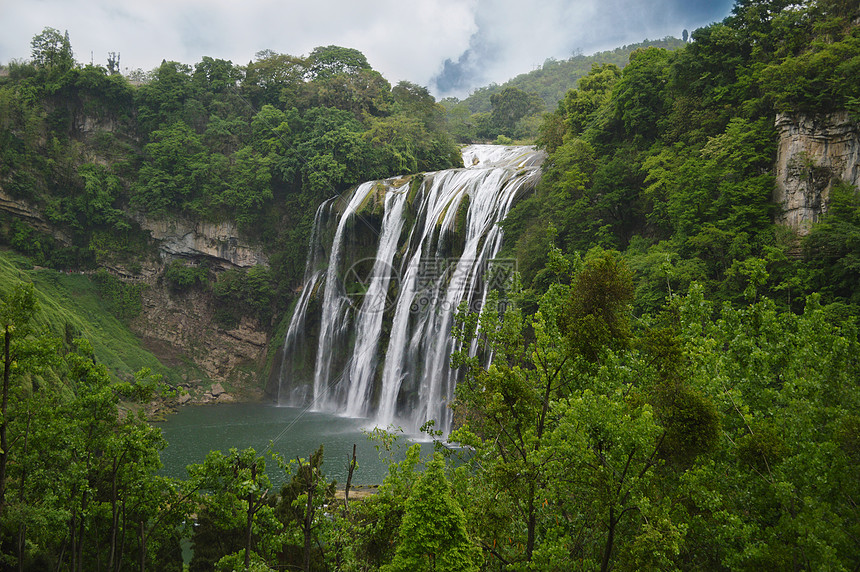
[
  {"xmin": 0, "ymin": 38, "xmax": 461, "ymax": 294},
  {"xmin": 441, "ymin": 37, "xmax": 687, "ymax": 142},
  {"xmin": 0, "ymin": 0, "xmax": 858, "ymax": 569}
]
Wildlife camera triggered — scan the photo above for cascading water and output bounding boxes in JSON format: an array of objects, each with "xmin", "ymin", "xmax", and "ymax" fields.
[{"xmin": 276, "ymin": 145, "xmax": 545, "ymax": 434}]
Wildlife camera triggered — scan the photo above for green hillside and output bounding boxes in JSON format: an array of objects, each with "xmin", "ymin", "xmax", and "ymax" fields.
[
  {"xmin": 461, "ymin": 36, "xmax": 687, "ymax": 113},
  {"xmin": 0, "ymin": 249, "xmax": 177, "ymax": 383}
]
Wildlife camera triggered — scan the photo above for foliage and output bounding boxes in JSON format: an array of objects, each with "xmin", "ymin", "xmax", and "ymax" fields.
[
  {"xmin": 448, "ymin": 248, "xmax": 860, "ymax": 570},
  {"xmin": 91, "ymin": 268, "xmax": 145, "ymax": 320},
  {"xmin": 384, "ymin": 452, "xmax": 478, "ymax": 572},
  {"xmin": 164, "ymin": 260, "xmax": 209, "ymax": 292},
  {"xmin": 803, "ymin": 180, "xmax": 860, "ymax": 304},
  {"xmin": 213, "ymin": 265, "xmax": 275, "ymax": 325},
  {"xmin": 1, "ymin": 4, "xmax": 860, "ymax": 570},
  {"xmin": 1, "ymin": 31, "xmax": 462, "ymax": 307},
  {"xmin": 0, "ymin": 284, "xmax": 182, "ymax": 571},
  {"xmin": 0, "ymin": 251, "xmax": 175, "ymax": 383}
]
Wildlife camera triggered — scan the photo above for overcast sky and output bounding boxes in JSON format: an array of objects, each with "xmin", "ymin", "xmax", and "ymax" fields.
[{"xmin": 0, "ymin": 0, "xmax": 735, "ymax": 99}]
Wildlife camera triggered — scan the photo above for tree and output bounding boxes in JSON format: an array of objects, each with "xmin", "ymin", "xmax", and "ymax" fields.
[
  {"xmin": 0, "ymin": 283, "xmax": 39, "ymax": 514},
  {"xmin": 384, "ymin": 453, "xmax": 478, "ymax": 572},
  {"xmin": 562, "ymin": 63, "xmax": 621, "ymax": 136},
  {"xmin": 30, "ymin": 27, "xmax": 74, "ymax": 71},
  {"xmin": 488, "ymin": 86, "xmax": 544, "ymax": 137},
  {"xmin": 132, "ymin": 121, "xmax": 216, "ymax": 215},
  {"xmin": 803, "ymin": 181, "xmax": 860, "ymax": 304},
  {"xmin": 304, "ymin": 45, "xmax": 371, "ymax": 80},
  {"xmin": 612, "ymin": 47, "xmax": 671, "ymax": 144},
  {"xmin": 275, "ymin": 445, "xmax": 336, "ymax": 571},
  {"xmin": 188, "ymin": 448, "xmax": 278, "ymax": 572},
  {"xmin": 242, "ymin": 50, "xmax": 306, "ymax": 108}
]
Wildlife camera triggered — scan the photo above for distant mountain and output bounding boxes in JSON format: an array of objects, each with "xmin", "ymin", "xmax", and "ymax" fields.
[{"xmin": 454, "ymin": 36, "xmax": 687, "ymax": 113}]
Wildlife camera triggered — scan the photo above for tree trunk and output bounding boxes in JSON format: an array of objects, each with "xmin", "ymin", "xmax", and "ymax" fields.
[
  {"xmin": 108, "ymin": 458, "xmax": 119, "ymax": 571},
  {"xmin": 139, "ymin": 519, "xmax": 146, "ymax": 572},
  {"xmin": 343, "ymin": 444, "xmax": 356, "ymax": 514},
  {"xmin": 601, "ymin": 505, "xmax": 616, "ymax": 572},
  {"xmin": 17, "ymin": 524, "xmax": 26, "ymax": 572},
  {"xmin": 303, "ymin": 477, "xmax": 314, "ymax": 572},
  {"xmin": 17, "ymin": 413, "xmax": 31, "ymax": 572},
  {"xmin": 526, "ymin": 481, "xmax": 536, "ymax": 561},
  {"xmin": 0, "ymin": 324, "xmax": 11, "ymax": 514},
  {"xmin": 245, "ymin": 462, "xmax": 257, "ymax": 571},
  {"xmin": 245, "ymin": 497, "xmax": 254, "ymax": 571}
]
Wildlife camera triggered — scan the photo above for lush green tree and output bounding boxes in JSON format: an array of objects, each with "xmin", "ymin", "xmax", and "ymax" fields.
[
  {"xmin": 187, "ymin": 448, "xmax": 279, "ymax": 572},
  {"xmin": 611, "ymin": 47, "xmax": 672, "ymax": 145},
  {"xmin": 561, "ymin": 63, "xmax": 621, "ymax": 137},
  {"xmin": 132, "ymin": 120, "xmax": 217, "ymax": 215},
  {"xmin": 304, "ymin": 45, "xmax": 370, "ymax": 80},
  {"xmin": 486, "ymin": 86, "xmax": 544, "ymax": 138},
  {"xmin": 30, "ymin": 27, "xmax": 74, "ymax": 71},
  {"xmin": 384, "ymin": 453, "xmax": 478, "ymax": 572},
  {"xmin": 275, "ymin": 445, "xmax": 336, "ymax": 571},
  {"xmin": 301, "ymin": 68, "xmax": 392, "ymax": 117},
  {"xmin": 803, "ymin": 181, "xmax": 860, "ymax": 304},
  {"xmin": 135, "ymin": 61, "xmax": 198, "ymax": 132},
  {"xmin": 242, "ymin": 50, "xmax": 306, "ymax": 108}
]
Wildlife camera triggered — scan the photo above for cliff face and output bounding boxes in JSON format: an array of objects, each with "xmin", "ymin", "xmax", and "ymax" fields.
[
  {"xmin": 0, "ymin": 189, "xmax": 72, "ymax": 244},
  {"xmin": 131, "ymin": 281, "xmax": 267, "ymax": 399},
  {"xmin": 774, "ymin": 111, "xmax": 860, "ymax": 234},
  {"xmin": 131, "ymin": 217, "xmax": 271, "ymax": 395},
  {"xmin": 137, "ymin": 216, "xmax": 269, "ymax": 269},
  {"xmin": 0, "ymin": 186, "xmax": 270, "ymax": 394}
]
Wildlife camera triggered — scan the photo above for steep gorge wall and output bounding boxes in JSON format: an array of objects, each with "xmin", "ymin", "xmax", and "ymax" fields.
[
  {"xmin": 132, "ymin": 216, "xmax": 271, "ymax": 397},
  {"xmin": 774, "ymin": 111, "xmax": 860, "ymax": 234},
  {"xmin": 0, "ymin": 186, "xmax": 271, "ymax": 395},
  {"xmin": 131, "ymin": 282, "xmax": 267, "ymax": 399},
  {"xmin": 136, "ymin": 215, "xmax": 269, "ymax": 268}
]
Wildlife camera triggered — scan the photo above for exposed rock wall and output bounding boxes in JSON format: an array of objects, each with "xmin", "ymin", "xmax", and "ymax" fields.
[
  {"xmin": 0, "ymin": 185, "xmax": 270, "ymax": 393},
  {"xmin": 136, "ymin": 215, "xmax": 269, "ymax": 268},
  {"xmin": 131, "ymin": 279, "xmax": 268, "ymax": 398},
  {"xmin": 0, "ymin": 189, "xmax": 72, "ymax": 244},
  {"xmin": 774, "ymin": 111, "xmax": 860, "ymax": 234}
]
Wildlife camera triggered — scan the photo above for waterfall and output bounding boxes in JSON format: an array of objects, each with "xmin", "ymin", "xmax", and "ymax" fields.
[{"xmin": 277, "ymin": 144, "xmax": 545, "ymax": 434}]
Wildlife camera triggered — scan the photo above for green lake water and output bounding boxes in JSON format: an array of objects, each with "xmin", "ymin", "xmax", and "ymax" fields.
[{"xmin": 156, "ymin": 403, "xmax": 413, "ymax": 486}]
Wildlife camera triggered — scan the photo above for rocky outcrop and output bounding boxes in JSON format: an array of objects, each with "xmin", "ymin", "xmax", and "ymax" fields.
[
  {"xmin": 136, "ymin": 216, "xmax": 269, "ymax": 269},
  {"xmin": 131, "ymin": 281, "xmax": 268, "ymax": 397},
  {"xmin": 774, "ymin": 111, "xmax": 860, "ymax": 234},
  {"xmin": 0, "ymin": 189, "xmax": 72, "ymax": 244}
]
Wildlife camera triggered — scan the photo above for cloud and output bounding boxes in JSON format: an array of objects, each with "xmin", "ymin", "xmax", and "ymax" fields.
[
  {"xmin": 430, "ymin": 0, "xmax": 735, "ymax": 98},
  {"xmin": 0, "ymin": 0, "xmax": 733, "ymax": 98}
]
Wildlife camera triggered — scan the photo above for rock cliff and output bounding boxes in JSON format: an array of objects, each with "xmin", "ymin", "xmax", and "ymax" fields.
[
  {"xmin": 774, "ymin": 111, "xmax": 860, "ymax": 234},
  {"xmin": 0, "ymin": 189, "xmax": 72, "ymax": 244},
  {"xmin": 0, "ymin": 186, "xmax": 271, "ymax": 395},
  {"xmin": 131, "ymin": 281, "xmax": 267, "ymax": 400},
  {"xmin": 136, "ymin": 215, "xmax": 269, "ymax": 268}
]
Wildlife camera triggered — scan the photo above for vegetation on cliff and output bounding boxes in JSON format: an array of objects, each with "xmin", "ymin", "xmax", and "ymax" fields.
[{"xmin": 0, "ymin": 0, "xmax": 858, "ymax": 569}]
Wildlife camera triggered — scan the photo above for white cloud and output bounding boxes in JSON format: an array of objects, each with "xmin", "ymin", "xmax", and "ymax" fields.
[{"xmin": 0, "ymin": 0, "xmax": 732, "ymax": 97}]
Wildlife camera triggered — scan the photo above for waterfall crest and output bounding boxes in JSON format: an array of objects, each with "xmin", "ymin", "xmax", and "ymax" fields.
[{"xmin": 276, "ymin": 144, "xmax": 545, "ymax": 433}]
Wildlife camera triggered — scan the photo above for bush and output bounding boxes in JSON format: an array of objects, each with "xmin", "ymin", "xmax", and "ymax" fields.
[
  {"xmin": 91, "ymin": 268, "xmax": 144, "ymax": 320},
  {"xmin": 164, "ymin": 260, "xmax": 209, "ymax": 292}
]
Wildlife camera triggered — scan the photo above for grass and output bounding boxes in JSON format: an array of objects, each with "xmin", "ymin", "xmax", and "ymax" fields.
[{"xmin": 0, "ymin": 249, "xmax": 180, "ymax": 384}]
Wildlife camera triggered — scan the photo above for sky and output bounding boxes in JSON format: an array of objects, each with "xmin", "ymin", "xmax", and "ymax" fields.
[{"xmin": 0, "ymin": 0, "xmax": 735, "ymax": 99}]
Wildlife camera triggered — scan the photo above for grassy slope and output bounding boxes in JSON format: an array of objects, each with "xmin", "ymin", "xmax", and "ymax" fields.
[{"xmin": 0, "ymin": 249, "xmax": 178, "ymax": 384}]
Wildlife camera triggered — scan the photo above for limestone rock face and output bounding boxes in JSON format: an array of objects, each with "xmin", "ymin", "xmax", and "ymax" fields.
[
  {"xmin": 0, "ymin": 189, "xmax": 71, "ymax": 244},
  {"xmin": 131, "ymin": 283, "xmax": 268, "ymax": 396},
  {"xmin": 774, "ymin": 111, "xmax": 860, "ymax": 234},
  {"xmin": 137, "ymin": 216, "xmax": 269, "ymax": 269}
]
